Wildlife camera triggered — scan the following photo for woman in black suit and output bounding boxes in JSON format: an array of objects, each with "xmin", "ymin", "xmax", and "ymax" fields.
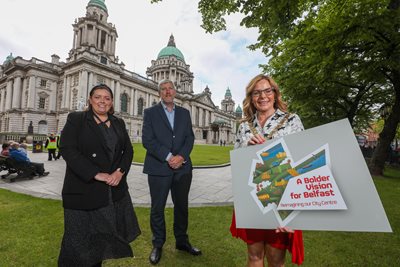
[{"xmin": 58, "ymin": 84, "xmax": 141, "ymax": 267}]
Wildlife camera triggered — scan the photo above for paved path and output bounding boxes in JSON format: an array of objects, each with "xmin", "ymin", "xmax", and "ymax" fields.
[{"xmin": 0, "ymin": 151, "xmax": 234, "ymax": 207}]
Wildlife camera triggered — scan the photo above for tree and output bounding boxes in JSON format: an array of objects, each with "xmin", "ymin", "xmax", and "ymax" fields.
[{"xmin": 266, "ymin": 1, "xmax": 394, "ymax": 131}]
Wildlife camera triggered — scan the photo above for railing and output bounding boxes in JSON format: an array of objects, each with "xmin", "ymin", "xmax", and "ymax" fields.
[{"xmin": 0, "ymin": 133, "xmax": 47, "ymax": 144}]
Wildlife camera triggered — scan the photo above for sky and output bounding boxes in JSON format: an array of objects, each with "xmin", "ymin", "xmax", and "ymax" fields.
[{"xmin": 0, "ymin": 0, "xmax": 268, "ymax": 107}]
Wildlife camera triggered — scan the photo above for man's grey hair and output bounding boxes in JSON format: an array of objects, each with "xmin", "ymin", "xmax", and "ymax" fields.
[{"xmin": 158, "ymin": 78, "xmax": 175, "ymax": 93}]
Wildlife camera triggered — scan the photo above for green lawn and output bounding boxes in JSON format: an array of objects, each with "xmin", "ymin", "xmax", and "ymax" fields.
[
  {"xmin": 0, "ymin": 169, "xmax": 399, "ymax": 266},
  {"xmin": 133, "ymin": 143, "xmax": 233, "ymax": 166}
]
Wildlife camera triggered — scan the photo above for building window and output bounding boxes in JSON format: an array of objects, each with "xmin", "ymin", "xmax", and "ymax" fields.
[
  {"xmin": 39, "ymin": 97, "xmax": 46, "ymax": 109},
  {"xmin": 137, "ymin": 98, "xmax": 144, "ymax": 116},
  {"xmin": 121, "ymin": 93, "xmax": 128, "ymax": 113},
  {"xmin": 100, "ymin": 56, "xmax": 107, "ymax": 65},
  {"xmin": 40, "ymin": 79, "xmax": 47, "ymax": 87}
]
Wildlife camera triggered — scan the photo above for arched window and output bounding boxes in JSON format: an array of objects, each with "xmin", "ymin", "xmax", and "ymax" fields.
[
  {"xmin": 38, "ymin": 120, "xmax": 48, "ymax": 135},
  {"xmin": 137, "ymin": 98, "xmax": 144, "ymax": 116},
  {"xmin": 121, "ymin": 93, "xmax": 128, "ymax": 113}
]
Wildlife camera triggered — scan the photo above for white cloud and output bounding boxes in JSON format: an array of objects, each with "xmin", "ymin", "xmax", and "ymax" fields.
[{"xmin": 0, "ymin": 0, "xmax": 268, "ymax": 107}]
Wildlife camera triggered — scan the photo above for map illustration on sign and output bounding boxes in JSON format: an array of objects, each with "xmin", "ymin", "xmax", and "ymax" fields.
[{"xmin": 249, "ymin": 139, "xmax": 347, "ymax": 225}]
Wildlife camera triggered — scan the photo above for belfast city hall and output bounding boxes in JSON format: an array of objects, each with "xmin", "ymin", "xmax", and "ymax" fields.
[{"xmin": 0, "ymin": 0, "xmax": 242, "ymax": 144}]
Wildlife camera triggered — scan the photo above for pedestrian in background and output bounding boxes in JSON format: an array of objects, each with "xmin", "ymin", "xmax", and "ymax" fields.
[{"xmin": 45, "ymin": 133, "xmax": 58, "ymax": 161}]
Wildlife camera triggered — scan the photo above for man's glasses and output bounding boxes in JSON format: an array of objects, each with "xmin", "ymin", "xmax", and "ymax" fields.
[{"xmin": 251, "ymin": 87, "xmax": 275, "ymax": 97}]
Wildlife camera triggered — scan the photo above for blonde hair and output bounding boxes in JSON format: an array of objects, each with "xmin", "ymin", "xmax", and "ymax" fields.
[{"xmin": 242, "ymin": 74, "xmax": 287, "ymax": 123}]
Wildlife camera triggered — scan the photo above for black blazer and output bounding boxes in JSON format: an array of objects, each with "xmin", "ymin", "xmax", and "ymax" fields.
[
  {"xmin": 60, "ymin": 110, "xmax": 133, "ymax": 210},
  {"xmin": 142, "ymin": 102, "xmax": 194, "ymax": 176}
]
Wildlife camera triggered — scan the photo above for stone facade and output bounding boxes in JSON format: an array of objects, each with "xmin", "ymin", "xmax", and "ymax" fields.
[{"xmin": 0, "ymin": 0, "xmax": 236, "ymax": 144}]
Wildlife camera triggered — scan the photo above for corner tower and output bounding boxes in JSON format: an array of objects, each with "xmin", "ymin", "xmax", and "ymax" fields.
[
  {"xmin": 221, "ymin": 87, "xmax": 235, "ymax": 113},
  {"xmin": 67, "ymin": 0, "xmax": 118, "ymax": 63},
  {"xmin": 146, "ymin": 34, "xmax": 194, "ymax": 94}
]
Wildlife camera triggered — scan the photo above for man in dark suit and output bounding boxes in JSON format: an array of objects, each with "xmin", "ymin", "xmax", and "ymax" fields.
[{"xmin": 142, "ymin": 79, "xmax": 201, "ymax": 265}]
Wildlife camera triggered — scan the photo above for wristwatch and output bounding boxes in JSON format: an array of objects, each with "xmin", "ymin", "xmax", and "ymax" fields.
[{"xmin": 118, "ymin": 168, "xmax": 126, "ymax": 174}]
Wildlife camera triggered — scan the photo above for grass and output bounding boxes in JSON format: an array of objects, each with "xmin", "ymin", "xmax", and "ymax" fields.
[
  {"xmin": 132, "ymin": 143, "xmax": 233, "ymax": 166},
  {"xmin": 0, "ymin": 169, "xmax": 399, "ymax": 266}
]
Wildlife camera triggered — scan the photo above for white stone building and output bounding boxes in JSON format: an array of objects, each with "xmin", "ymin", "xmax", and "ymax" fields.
[{"xmin": 0, "ymin": 0, "xmax": 236, "ymax": 144}]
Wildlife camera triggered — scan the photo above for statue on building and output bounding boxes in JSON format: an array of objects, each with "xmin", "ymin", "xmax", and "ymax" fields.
[
  {"xmin": 28, "ymin": 121, "xmax": 34, "ymax": 134},
  {"xmin": 77, "ymin": 97, "xmax": 86, "ymax": 111}
]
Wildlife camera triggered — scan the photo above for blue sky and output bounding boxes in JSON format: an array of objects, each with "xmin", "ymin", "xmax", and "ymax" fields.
[{"xmin": 0, "ymin": 0, "xmax": 267, "ymax": 107}]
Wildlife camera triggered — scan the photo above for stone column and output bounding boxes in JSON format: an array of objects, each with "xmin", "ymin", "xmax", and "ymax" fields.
[
  {"xmin": 104, "ymin": 34, "xmax": 109, "ymax": 53},
  {"xmin": 199, "ymin": 108, "xmax": 204, "ymax": 127},
  {"xmin": 114, "ymin": 81, "xmax": 121, "ymax": 113},
  {"xmin": 61, "ymin": 76, "xmax": 67, "ymax": 109},
  {"xmin": 133, "ymin": 89, "xmax": 138, "ymax": 116},
  {"xmin": 5, "ymin": 79, "xmax": 13, "ymax": 110},
  {"xmin": 72, "ymin": 30, "xmax": 77, "ymax": 49},
  {"xmin": 65, "ymin": 76, "xmax": 71, "ymax": 109},
  {"xmin": 191, "ymin": 105, "xmax": 196, "ymax": 125},
  {"xmin": 80, "ymin": 69, "xmax": 88, "ymax": 99},
  {"xmin": 27, "ymin": 76, "xmax": 36, "ymax": 109},
  {"xmin": 21, "ymin": 78, "xmax": 27, "ymax": 109},
  {"xmin": 129, "ymin": 87, "xmax": 134, "ymax": 115},
  {"xmin": 78, "ymin": 29, "xmax": 82, "ymax": 47},
  {"xmin": 109, "ymin": 80, "xmax": 115, "ymax": 98},
  {"xmin": 11, "ymin": 76, "xmax": 22, "ymax": 109},
  {"xmin": 87, "ymin": 72, "xmax": 93, "ymax": 99},
  {"xmin": 82, "ymin": 25, "xmax": 87, "ymax": 44},
  {"xmin": 50, "ymin": 81, "xmax": 57, "ymax": 111},
  {"xmin": 0, "ymin": 88, "xmax": 5, "ymax": 112},
  {"xmin": 146, "ymin": 93, "xmax": 150, "ymax": 108}
]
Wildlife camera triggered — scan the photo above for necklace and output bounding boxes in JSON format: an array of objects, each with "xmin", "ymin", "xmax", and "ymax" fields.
[{"xmin": 92, "ymin": 112, "xmax": 110, "ymax": 125}]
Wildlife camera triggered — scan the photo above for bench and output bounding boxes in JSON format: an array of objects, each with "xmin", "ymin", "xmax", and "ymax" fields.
[{"xmin": 0, "ymin": 156, "xmax": 36, "ymax": 182}]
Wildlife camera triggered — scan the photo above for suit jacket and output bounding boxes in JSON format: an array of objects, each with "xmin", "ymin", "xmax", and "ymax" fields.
[
  {"xmin": 142, "ymin": 102, "xmax": 194, "ymax": 176},
  {"xmin": 60, "ymin": 110, "xmax": 133, "ymax": 210}
]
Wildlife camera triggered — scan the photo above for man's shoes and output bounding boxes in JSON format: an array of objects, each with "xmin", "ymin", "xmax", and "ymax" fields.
[
  {"xmin": 149, "ymin": 247, "xmax": 162, "ymax": 265},
  {"xmin": 39, "ymin": 171, "xmax": 49, "ymax": 177},
  {"xmin": 176, "ymin": 243, "xmax": 202, "ymax": 256}
]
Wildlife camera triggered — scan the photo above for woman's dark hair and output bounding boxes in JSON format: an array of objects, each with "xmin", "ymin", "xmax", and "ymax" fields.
[
  {"xmin": 2, "ymin": 143, "xmax": 9, "ymax": 150},
  {"xmin": 88, "ymin": 84, "xmax": 115, "ymax": 114}
]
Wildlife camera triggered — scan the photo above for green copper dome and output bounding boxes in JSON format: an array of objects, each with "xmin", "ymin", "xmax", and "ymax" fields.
[
  {"xmin": 235, "ymin": 105, "xmax": 242, "ymax": 113},
  {"xmin": 87, "ymin": 0, "xmax": 108, "ymax": 13},
  {"xmin": 157, "ymin": 34, "xmax": 185, "ymax": 62},
  {"xmin": 3, "ymin": 52, "xmax": 14, "ymax": 64},
  {"xmin": 225, "ymin": 87, "xmax": 232, "ymax": 98}
]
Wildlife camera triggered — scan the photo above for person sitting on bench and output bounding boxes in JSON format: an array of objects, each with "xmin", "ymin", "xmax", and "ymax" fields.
[
  {"xmin": 1, "ymin": 142, "xmax": 10, "ymax": 156},
  {"xmin": 9, "ymin": 142, "xmax": 49, "ymax": 177}
]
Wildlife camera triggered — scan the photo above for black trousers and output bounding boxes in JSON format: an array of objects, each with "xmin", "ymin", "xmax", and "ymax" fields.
[
  {"xmin": 30, "ymin": 162, "xmax": 45, "ymax": 175},
  {"xmin": 148, "ymin": 171, "xmax": 192, "ymax": 248},
  {"xmin": 48, "ymin": 149, "xmax": 57, "ymax": 160}
]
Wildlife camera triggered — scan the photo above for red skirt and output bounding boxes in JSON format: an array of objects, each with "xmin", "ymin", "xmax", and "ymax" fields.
[{"xmin": 230, "ymin": 211, "xmax": 304, "ymax": 265}]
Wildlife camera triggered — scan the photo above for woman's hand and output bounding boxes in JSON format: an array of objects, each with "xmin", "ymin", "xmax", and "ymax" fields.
[
  {"xmin": 247, "ymin": 134, "xmax": 266, "ymax": 146},
  {"xmin": 94, "ymin": 172, "xmax": 111, "ymax": 182},
  {"xmin": 106, "ymin": 169, "xmax": 124, "ymax": 186},
  {"xmin": 276, "ymin": 226, "xmax": 295, "ymax": 233}
]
